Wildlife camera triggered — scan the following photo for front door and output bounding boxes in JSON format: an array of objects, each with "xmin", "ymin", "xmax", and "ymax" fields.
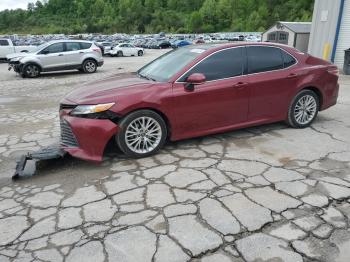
[
  {"xmin": 37, "ymin": 42, "xmax": 66, "ymax": 70},
  {"xmin": 171, "ymin": 47, "xmax": 250, "ymax": 140}
]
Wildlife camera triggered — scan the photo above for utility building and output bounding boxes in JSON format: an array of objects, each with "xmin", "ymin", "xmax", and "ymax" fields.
[
  {"xmin": 308, "ymin": 0, "xmax": 350, "ymax": 69},
  {"xmin": 262, "ymin": 21, "xmax": 311, "ymax": 53}
]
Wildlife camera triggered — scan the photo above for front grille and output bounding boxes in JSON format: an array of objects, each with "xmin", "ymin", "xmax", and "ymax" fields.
[
  {"xmin": 60, "ymin": 120, "xmax": 79, "ymax": 147},
  {"xmin": 59, "ymin": 104, "xmax": 77, "ymax": 111}
]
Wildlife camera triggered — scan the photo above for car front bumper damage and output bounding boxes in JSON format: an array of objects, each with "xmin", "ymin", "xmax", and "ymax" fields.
[{"xmin": 59, "ymin": 108, "xmax": 119, "ymax": 162}]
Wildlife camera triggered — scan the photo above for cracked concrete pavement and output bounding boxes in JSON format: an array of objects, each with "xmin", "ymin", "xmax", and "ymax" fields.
[{"xmin": 0, "ymin": 50, "xmax": 350, "ymax": 261}]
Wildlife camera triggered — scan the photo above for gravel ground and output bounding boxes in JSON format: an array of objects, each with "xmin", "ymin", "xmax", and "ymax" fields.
[{"xmin": 0, "ymin": 49, "xmax": 350, "ymax": 262}]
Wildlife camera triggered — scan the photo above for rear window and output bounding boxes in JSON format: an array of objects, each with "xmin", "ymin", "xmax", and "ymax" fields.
[
  {"xmin": 282, "ymin": 50, "xmax": 297, "ymax": 68},
  {"xmin": 0, "ymin": 40, "xmax": 9, "ymax": 46},
  {"xmin": 80, "ymin": 42, "xmax": 92, "ymax": 49},
  {"xmin": 247, "ymin": 46, "xmax": 284, "ymax": 74},
  {"xmin": 66, "ymin": 42, "xmax": 81, "ymax": 51}
]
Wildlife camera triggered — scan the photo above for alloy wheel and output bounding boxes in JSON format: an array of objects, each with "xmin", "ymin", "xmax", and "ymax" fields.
[
  {"xmin": 85, "ymin": 61, "xmax": 96, "ymax": 73},
  {"xmin": 125, "ymin": 116, "xmax": 162, "ymax": 154},
  {"xmin": 25, "ymin": 65, "xmax": 39, "ymax": 77},
  {"xmin": 294, "ymin": 95, "xmax": 317, "ymax": 125}
]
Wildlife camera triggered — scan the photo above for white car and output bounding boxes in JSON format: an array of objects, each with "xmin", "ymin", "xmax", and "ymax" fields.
[
  {"xmin": 7, "ymin": 40, "xmax": 104, "ymax": 78},
  {"xmin": 0, "ymin": 38, "xmax": 37, "ymax": 60},
  {"xmin": 110, "ymin": 43, "xmax": 144, "ymax": 57}
]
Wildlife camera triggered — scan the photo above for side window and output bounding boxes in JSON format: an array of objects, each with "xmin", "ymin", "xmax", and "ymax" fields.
[
  {"xmin": 180, "ymin": 47, "xmax": 244, "ymax": 82},
  {"xmin": 41, "ymin": 43, "xmax": 64, "ymax": 54},
  {"xmin": 281, "ymin": 50, "xmax": 296, "ymax": 68},
  {"xmin": 0, "ymin": 40, "xmax": 9, "ymax": 46},
  {"xmin": 66, "ymin": 42, "xmax": 81, "ymax": 51},
  {"xmin": 80, "ymin": 42, "xmax": 92, "ymax": 49},
  {"xmin": 247, "ymin": 46, "xmax": 284, "ymax": 74}
]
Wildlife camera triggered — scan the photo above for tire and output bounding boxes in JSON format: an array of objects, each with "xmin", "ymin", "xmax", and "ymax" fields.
[
  {"xmin": 116, "ymin": 51, "xmax": 123, "ymax": 57},
  {"xmin": 82, "ymin": 59, "xmax": 97, "ymax": 73},
  {"xmin": 22, "ymin": 64, "xmax": 40, "ymax": 78},
  {"xmin": 116, "ymin": 110, "xmax": 167, "ymax": 158},
  {"xmin": 138, "ymin": 50, "xmax": 143, "ymax": 56},
  {"xmin": 287, "ymin": 89, "xmax": 320, "ymax": 128}
]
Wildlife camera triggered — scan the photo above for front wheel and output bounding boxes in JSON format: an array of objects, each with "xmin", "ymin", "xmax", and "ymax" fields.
[
  {"xmin": 138, "ymin": 50, "xmax": 143, "ymax": 56},
  {"xmin": 82, "ymin": 60, "xmax": 97, "ymax": 73},
  {"xmin": 22, "ymin": 64, "xmax": 40, "ymax": 78},
  {"xmin": 287, "ymin": 89, "xmax": 319, "ymax": 128},
  {"xmin": 116, "ymin": 110, "xmax": 167, "ymax": 158}
]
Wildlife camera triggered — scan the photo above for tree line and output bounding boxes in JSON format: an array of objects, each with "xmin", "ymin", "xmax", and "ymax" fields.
[{"xmin": 0, "ymin": 0, "xmax": 314, "ymax": 34}]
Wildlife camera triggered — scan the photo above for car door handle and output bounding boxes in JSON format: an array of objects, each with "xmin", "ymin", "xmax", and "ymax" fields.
[
  {"xmin": 287, "ymin": 73, "xmax": 298, "ymax": 79},
  {"xmin": 58, "ymin": 54, "xmax": 64, "ymax": 56},
  {"xmin": 233, "ymin": 82, "xmax": 248, "ymax": 89},
  {"xmin": 79, "ymin": 51, "xmax": 85, "ymax": 54}
]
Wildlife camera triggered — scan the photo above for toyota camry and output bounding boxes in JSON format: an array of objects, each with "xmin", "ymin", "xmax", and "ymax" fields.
[{"xmin": 59, "ymin": 42, "xmax": 339, "ymax": 162}]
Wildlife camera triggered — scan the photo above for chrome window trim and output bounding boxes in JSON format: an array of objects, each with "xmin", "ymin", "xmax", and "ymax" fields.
[{"xmin": 175, "ymin": 45, "xmax": 299, "ymax": 84}]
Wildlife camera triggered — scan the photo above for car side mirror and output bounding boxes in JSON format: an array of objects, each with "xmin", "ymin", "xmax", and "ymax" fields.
[{"xmin": 184, "ymin": 73, "xmax": 206, "ymax": 92}]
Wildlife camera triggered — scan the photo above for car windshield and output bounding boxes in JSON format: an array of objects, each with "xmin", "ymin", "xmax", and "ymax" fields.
[
  {"xmin": 32, "ymin": 42, "xmax": 50, "ymax": 53},
  {"xmin": 138, "ymin": 47, "xmax": 207, "ymax": 82}
]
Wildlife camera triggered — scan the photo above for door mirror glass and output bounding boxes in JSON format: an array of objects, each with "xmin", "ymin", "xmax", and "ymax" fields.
[{"xmin": 185, "ymin": 73, "xmax": 206, "ymax": 91}]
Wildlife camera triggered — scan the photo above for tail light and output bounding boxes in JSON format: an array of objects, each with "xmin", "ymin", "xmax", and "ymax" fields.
[
  {"xmin": 93, "ymin": 48, "xmax": 101, "ymax": 53},
  {"xmin": 327, "ymin": 67, "xmax": 339, "ymax": 77}
]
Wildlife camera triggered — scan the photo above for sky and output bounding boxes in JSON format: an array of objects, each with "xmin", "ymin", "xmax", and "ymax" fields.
[{"xmin": 0, "ymin": 0, "xmax": 35, "ymax": 11}]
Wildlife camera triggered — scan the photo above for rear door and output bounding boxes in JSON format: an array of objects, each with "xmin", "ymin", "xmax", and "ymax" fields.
[
  {"xmin": 246, "ymin": 46, "xmax": 298, "ymax": 121},
  {"xmin": 37, "ymin": 42, "xmax": 66, "ymax": 69},
  {"xmin": 171, "ymin": 47, "xmax": 250, "ymax": 138},
  {"xmin": 64, "ymin": 42, "xmax": 85, "ymax": 66}
]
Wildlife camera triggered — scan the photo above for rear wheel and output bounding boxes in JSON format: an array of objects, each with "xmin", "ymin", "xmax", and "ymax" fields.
[
  {"xmin": 287, "ymin": 89, "xmax": 319, "ymax": 128},
  {"xmin": 138, "ymin": 50, "xmax": 143, "ymax": 56},
  {"xmin": 116, "ymin": 110, "xmax": 167, "ymax": 158},
  {"xmin": 22, "ymin": 64, "xmax": 40, "ymax": 78},
  {"xmin": 82, "ymin": 59, "xmax": 97, "ymax": 73}
]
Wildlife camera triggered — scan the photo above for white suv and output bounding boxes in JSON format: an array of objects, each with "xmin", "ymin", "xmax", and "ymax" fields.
[{"xmin": 7, "ymin": 40, "xmax": 104, "ymax": 78}]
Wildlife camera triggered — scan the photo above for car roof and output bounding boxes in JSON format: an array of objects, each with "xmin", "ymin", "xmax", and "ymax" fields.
[
  {"xmin": 48, "ymin": 40, "xmax": 93, "ymax": 44},
  {"xmin": 185, "ymin": 41, "xmax": 295, "ymax": 53}
]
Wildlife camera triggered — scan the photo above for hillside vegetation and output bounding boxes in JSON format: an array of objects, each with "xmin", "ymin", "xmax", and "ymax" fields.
[{"xmin": 0, "ymin": 0, "xmax": 314, "ymax": 34}]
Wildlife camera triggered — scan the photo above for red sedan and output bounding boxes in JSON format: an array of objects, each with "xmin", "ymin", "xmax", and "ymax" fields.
[{"xmin": 60, "ymin": 42, "xmax": 339, "ymax": 162}]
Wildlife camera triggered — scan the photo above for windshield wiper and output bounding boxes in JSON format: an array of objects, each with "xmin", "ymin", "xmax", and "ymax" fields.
[{"xmin": 138, "ymin": 73, "xmax": 156, "ymax": 82}]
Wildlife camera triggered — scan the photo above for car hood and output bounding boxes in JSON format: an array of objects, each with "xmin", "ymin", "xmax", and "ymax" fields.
[
  {"xmin": 6, "ymin": 52, "xmax": 31, "ymax": 60},
  {"xmin": 63, "ymin": 73, "xmax": 154, "ymax": 105}
]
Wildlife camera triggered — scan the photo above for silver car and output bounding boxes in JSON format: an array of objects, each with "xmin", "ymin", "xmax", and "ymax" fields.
[{"xmin": 7, "ymin": 40, "xmax": 104, "ymax": 78}]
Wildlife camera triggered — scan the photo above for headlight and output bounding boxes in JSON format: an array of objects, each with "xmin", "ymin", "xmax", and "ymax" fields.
[
  {"xmin": 70, "ymin": 102, "xmax": 115, "ymax": 116},
  {"xmin": 10, "ymin": 57, "xmax": 22, "ymax": 62}
]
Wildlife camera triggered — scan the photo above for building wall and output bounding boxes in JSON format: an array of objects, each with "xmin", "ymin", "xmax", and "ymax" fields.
[
  {"xmin": 308, "ymin": 0, "xmax": 340, "ymax": 59},
  {"xmin": 334, "ymin": 0, "xmax": 350, "ymax": 69},
  {"xmin": 295, "ymin": 33, "xmax": 310, "ymax": 53},
  {"xmin": 262, "ymin": 25, "xmax": 295, "ymax": 46}
]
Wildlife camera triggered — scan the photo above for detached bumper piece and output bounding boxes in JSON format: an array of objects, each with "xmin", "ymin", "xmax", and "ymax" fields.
[
  {"xmin": 8, "ymin": 61, "xmax": 21, "ymax": 73},
  {"xmin": 13, "ymin": 145, "xmax": 66, "ymax": 180}
]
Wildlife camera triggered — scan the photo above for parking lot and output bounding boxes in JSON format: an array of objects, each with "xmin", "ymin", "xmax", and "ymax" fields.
[{"xmin": 0, "ymin": 49, "xmax": 350, "ymax": 261}]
